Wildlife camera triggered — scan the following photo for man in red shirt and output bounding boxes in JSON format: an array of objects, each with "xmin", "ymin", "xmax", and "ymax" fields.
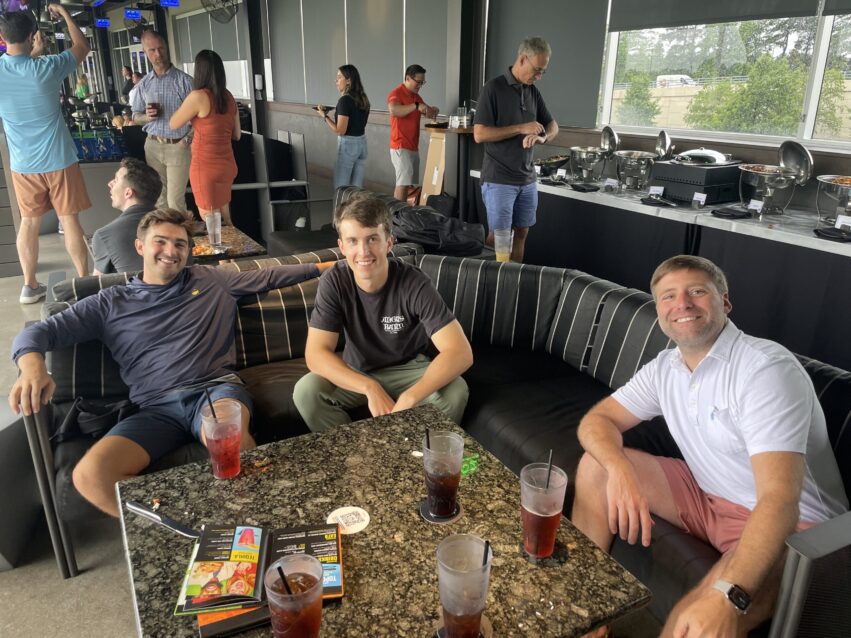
[{"xmin": 387, "ymin": 64, "xmax": 439, "ymax": 201}]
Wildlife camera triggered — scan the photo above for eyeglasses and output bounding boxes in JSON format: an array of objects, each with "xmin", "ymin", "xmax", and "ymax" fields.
[
  {"xmin": 411, "ymin": 77, "xmax": 426, "ymax": 86},
  {"xmin": 525, "ymin": 56, "xmax": 547, "ymax": 77}
]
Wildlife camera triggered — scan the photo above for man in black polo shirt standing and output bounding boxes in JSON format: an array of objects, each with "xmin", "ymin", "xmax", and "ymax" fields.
[{"xmin": 473, "ymin": 37, "xmax": 558, "ymax": 263}]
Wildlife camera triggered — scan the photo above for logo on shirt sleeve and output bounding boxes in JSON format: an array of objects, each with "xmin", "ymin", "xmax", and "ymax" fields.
[{"xmin": 381, "ymin": 315, "xmax": 406, "ymax": 334}]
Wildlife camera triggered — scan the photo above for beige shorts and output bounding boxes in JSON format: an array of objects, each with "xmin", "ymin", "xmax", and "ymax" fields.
[{"xmin": 11, "ymin": 163, "xmax": 91, "ymax": 217}]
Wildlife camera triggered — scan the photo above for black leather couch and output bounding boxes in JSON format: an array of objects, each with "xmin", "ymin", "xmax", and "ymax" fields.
[{"xmin": 25, "ymin": 237, "xmax": 851, "ymax": 635}]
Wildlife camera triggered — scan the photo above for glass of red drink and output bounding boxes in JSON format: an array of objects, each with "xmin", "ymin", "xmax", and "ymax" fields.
[
  {"xmin": 519, "ymin": 462, "xmax": 568, "ymax": 558},
  {"xmin": 437, "ymin": 534, "xmax": 492, "ymax": 638},
  {"xmin": 200, "ymin": 399, "xmax": 242, "ymax": 480},
  {"xmin": 264, "ymin": 554, "xmax": 323, "ymax": 638},
  {"xmin": 423, "ymin": 431, "xmax": 464, "ymax": 518}
]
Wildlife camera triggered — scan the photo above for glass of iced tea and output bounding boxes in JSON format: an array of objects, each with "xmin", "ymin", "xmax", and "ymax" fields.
[
  {"xmin": 519, "ymin": 462, "xmax": 568, "ymax": 558},
  {"xmin": 264, "ymin": 554, "xmax": 323, "ymax": 638},
  {"xmin": 437, "ymin": 534, "xmax": 493, "ymax": 638},
  {"xmin": 423, "ymin": 431, "xmax": 464, "ymax": 518},
  {"xmin": 200, "ymin": 399, "xmax": 242, "ymax": 480}
]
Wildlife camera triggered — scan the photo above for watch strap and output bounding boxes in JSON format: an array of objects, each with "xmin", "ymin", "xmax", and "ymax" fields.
[{"xmin": 712, "ymin": 579, "xmax": 751, "ymax": 614}]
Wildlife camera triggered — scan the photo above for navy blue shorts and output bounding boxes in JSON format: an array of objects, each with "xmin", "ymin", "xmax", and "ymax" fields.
[{"xmin": 104, "ymin": 382, "xmax": 253, "ymax": 462}]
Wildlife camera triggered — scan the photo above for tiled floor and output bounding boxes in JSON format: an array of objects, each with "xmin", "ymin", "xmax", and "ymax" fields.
[{"xmin": 0, "ymin": 203, "xmax": 661, "ymax": 637}]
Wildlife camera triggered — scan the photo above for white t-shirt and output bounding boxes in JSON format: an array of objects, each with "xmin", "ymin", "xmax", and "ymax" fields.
[{"xmin": 612, "ymin": 321, "xmax": 848, "ymax": 523}]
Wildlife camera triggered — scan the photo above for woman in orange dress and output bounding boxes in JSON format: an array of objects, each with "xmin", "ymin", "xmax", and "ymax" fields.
[{"xmin": 169, "ymin": 49, "xmax": 240, "ymax": 225}]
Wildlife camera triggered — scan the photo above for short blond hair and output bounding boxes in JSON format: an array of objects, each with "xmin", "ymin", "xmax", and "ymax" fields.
[{"xmin": 650, "ymin": 255, "xmax": 729, "ymax": 299}]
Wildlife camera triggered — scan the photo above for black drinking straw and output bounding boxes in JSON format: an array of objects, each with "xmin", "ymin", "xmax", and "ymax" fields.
[
  {"xmin": 545, "ymin": 449, "xmax": 554, "ymax": 489},
  {"xmin": 204, "ymin": 388, "xmax": 217, "ymax": 419},
  {"xmin": 425, "ymin": 427, "xmax": 431, "ymax": 450},
  {"xmin": 482, "ymin": 540, "xmax": 491, "ymax": 566},
  {"xmin": 276, "ymin": 565, "xmax": 293, "ymax": 595}
]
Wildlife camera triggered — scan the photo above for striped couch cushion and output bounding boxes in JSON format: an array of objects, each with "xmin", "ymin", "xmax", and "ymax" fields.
[
  {"xmin": 796, "ymin": 355, "xmax": 851, "ymax": 498},
  {"xmin": 544, "ymin": 273, "xmax": 625, "ymax": 371},
  {"xmin": 586, "ymin": 288, "xmax": 673, "ymax": 390},
  {"xmin": 414, "ymin": 255, "xmax": 570, "ymax": 351}
]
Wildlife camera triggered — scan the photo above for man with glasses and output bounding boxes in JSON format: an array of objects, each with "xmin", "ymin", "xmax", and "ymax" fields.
[
  {"xmin": 473, "ymin": 37, "xmax": 557, "ymax": 263},
  {"xmin": 387, "ymin": 64, "xmax": 439, "ymax": 201}
]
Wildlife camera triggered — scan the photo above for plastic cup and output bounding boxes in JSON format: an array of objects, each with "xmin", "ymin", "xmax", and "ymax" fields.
[
  {"xmin": 493, "ymin": 228, "xmax": 512, "ymax": 263},
  {"xmin": 423, "ymin": 431, "xmax": 464, "ymax": 518},
  {"xmin": 200, "ymin": 399, "xmax": 242, "ymax": 480},
  {"xmin": 205, "ymin": 211, "xmax": 222, "ymax": 247},
  {"xmin": 520, "ymin": 462, "xmax": 568, "ymax": 558},
  {"xmin": 437, "ymin": 534, "xmax": 493, "ymax": 638},
  {"xmin": 264, "ymin": 554, "xmax": 323, "ymax": 638},
  {"xmin": 145, "ymin": 91, "xmax": 161, "ymax": 117}
]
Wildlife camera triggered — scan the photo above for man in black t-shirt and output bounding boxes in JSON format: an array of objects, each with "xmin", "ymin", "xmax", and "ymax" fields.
[
  {"xmin": 473, "ymin": 36, "xmax": 558, "ymax": 263},
  {"xmin": 293, "ymin": 194, "xmax": 473, "ymax": 433}
]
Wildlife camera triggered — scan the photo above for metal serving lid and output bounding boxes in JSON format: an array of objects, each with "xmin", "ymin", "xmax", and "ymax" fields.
[
  {"xmin": 778, "ymin": 140, "xmax": 813, "ymax": 186},
  {"xmin": 600, "ymin": 126, "xmax": 620, "ymax": 155},
  {"xmin": 655, "ymin": 130, "xmax": 673, "ymax": 159}
]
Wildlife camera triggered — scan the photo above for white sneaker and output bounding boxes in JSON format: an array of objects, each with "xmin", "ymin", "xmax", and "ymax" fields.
[{"xmin": 20, "ymin": 283, "xmax": 47, "ymax": 304}]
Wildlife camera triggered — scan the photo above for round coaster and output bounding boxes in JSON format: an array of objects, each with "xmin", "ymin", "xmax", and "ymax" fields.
[
  {"xmin": 326, "ymin": 506, "xmax": 370, "ymax": 534},
  {"xmin": 518, "ymin": 539, "xmax": 570, "ymax": 566},
  {"xmin": 418, "ymin": 500, "xmax": 463, "ymax": 524},
  {"xmin": 434, "ymin": 612, "xmax": 493, "ymax": 638}
]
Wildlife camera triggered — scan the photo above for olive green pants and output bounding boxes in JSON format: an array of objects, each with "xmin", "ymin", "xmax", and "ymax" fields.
[{"xmin": 293, "ymin": 354, "xmax": 469, "ymax": 433}]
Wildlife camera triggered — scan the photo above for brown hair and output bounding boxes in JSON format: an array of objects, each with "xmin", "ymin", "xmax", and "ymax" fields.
[
  {"xmin": 650, "ymin": 255, "xmax": 729, "ymax": 299},
  {"xmin": 136, "ymin": 208, "xmax": 194, "ymax": 241},
  {"xmin": 334, "ymin": 193, "xmax": 392, "ymax": 236},
  {"xmin": 120, "ymin": 158, "xmax": 162, "ymax": 206}
]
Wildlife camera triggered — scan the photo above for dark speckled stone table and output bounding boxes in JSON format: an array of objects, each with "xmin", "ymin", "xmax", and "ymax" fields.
[{"xmin": 117, "ymin": 406, "xmax": 650, "ymax": 637}]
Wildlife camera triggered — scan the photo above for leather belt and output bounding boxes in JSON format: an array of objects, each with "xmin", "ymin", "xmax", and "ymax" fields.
[{"xmin": 150, "ymin": 135, "xmax": 183, "ymax": 144}]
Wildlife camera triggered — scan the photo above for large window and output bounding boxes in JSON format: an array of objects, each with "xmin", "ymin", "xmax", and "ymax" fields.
[
  {"xmin": 602, "ymin": 10, "xmax": 851, "ymax": 146},
  {"xmin": 814, "ymin": 14, "xmax": 851, "ymax": 141}
]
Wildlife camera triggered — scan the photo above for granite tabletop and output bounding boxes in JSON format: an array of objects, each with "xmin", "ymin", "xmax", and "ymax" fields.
[
  {"xmin": 192, "ymin": 224, "xmax": 266, "ymax": 263},
  {"xmin": 117, "ymin": 406, "xmax": 650, "ymax": 637}
]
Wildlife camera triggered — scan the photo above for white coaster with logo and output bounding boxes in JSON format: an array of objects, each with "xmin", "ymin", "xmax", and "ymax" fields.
[{"xmin": 327, "ymin": 506, "xmax": 370, "ymax": 534}]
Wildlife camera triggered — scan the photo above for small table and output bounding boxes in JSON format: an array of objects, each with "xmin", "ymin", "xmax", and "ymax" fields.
[
  {"xmin": 117, "ymin": 406, "xmax": 650, "ymax": 637},
  {"xmin": 192, "ymin": 224, "xmax": 266, "ymax": 264}
]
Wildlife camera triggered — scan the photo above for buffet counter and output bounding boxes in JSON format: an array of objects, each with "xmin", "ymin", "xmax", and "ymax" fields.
[{"xmin": 470, "ymin": 170, "xmax": 851, "ymax": 370}]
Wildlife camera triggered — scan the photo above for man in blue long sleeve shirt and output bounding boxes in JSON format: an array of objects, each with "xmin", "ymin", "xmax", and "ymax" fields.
[{"xmin": 9, "ymin": 208, "xmax": 332, "ymax": 516}]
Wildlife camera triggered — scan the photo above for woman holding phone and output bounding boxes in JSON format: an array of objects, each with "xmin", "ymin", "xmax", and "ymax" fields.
[{"xmin": 318, "ymin": 64, "xmax": 370, "ymax": 189}]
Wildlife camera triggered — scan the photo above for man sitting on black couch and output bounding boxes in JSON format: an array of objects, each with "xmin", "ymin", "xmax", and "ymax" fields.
[
  {"xmin": 294, "ymin": 193, "xmax": 473, "ymax": 432},
  {"xmin": 92, "ymin": 158, "xmax": 162, "ymax": 274},
  {"xmin": 571, "ymin": 255, "xmax": 848, "ymax": 637},
  {"xmin": 9, "ymin": 208, "xmax": 332, "ymax": 517}
]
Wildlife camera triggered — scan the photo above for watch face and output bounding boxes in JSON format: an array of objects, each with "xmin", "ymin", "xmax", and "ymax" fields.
[{"xmin": 728, "ymin": 584, "xmax": 751, "ymax": 611}]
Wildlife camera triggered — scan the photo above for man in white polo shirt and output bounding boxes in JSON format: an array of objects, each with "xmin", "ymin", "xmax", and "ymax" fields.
[{"xmin": 571, "ymin": 255, "xmax": 848, "ymax": 637}]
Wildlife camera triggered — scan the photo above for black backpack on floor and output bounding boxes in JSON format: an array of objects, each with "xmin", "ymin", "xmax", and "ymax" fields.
[{"xmin": 392, "ymin": 207, "xmax": 484, "ymax": 256}]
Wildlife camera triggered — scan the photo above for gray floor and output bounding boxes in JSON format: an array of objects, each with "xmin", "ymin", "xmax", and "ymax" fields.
[{"xmin": 0, "ymin": 227, "xmax": 661, "ymax": 638}]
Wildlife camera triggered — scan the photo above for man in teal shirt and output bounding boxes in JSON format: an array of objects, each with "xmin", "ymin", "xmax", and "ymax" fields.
[{"xmin": 0, "ymin": 5, "xmax": 91, "ymax": 303}]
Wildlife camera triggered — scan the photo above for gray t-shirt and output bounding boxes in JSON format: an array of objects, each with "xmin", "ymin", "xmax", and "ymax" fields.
[
  {"xmin": 91, "ymin": 203, "xmax": 153, "ymax": 274},
  {"xmin": 309, "ymin": 259, "xmax": 455, "ymax": 372},
  {"xmin": 474, "ymin": 68, "xmax": 553, "ymax": 185}
]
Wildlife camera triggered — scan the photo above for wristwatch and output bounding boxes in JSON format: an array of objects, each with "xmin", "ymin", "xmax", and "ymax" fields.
[{"xmin": 712, "ymin": 579, "xmax": 751, "ymax": 614}]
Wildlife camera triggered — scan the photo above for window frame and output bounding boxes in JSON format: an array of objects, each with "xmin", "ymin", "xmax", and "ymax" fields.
[{"xmin": 598, "ymin": 13, "xmax": 851, "ymax": 153}]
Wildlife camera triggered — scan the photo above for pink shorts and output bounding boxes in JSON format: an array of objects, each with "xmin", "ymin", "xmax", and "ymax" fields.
[{"xmin": 655, "ymin": 457, "xmax": 815, "ymax": 554}]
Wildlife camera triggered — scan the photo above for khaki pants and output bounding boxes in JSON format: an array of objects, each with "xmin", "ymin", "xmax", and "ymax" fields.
[
  {"xmin": 293, "ymin": 354, "xmax": 469, "ymax": 433},
  {"xmin": 144, "ymin": 137, "xmax": 191, "ymax": 211}
]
